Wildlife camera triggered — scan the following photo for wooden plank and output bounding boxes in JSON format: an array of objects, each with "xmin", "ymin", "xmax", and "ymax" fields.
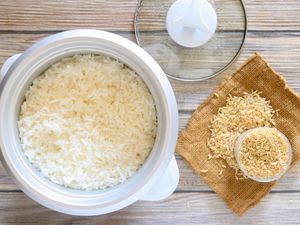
[
  {"xmin": 177, "ymin": 157, "xmax": 300, "ymax": 192},
  {"xmin": 1, "ymin": 148, "xmax": 300, "ymax": 192},
  {"xmin": 247, "ymin": 0, "xmax": 300, "ymax": 31},
  {"xmin": 0, "ymin": 32, "xmax": 299, "ymax": 94},
  {"xmin": 0, "ymin": 192, "xmax": 299, "ymax": 224},
  {"xmin": 0, "ymin": 163, "xmax": 16, "ymax": 190},
  {"xmin": 0, "ymin": 0, "xmax": 138, "ymax": 32},
  {"xmin": 0, "ymin": 0, "xmax": 299, "ymax": 31}
]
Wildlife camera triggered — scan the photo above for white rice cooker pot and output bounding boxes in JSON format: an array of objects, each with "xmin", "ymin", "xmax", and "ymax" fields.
[{"xmin": 0, "ymin": 29, "xmax": 179, "ymax": 216}]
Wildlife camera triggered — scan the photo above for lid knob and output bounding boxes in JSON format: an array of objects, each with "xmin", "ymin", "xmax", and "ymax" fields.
[{"xmin": 166, "ymin": 0, "xmax": 217, "ymax": 48}]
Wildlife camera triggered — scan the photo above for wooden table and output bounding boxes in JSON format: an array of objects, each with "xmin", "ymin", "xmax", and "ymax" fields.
[{"xmin": 0, "ymin": 0, "xmax": 299, "ymax": 224}]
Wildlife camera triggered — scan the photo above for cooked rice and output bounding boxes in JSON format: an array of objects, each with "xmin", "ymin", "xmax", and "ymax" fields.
[{"xmin": 18, "ymin": 54, "xmax": 157, "ymax": 190}]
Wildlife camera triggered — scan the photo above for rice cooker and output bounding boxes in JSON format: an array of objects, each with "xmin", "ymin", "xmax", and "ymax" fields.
[{"xmin": 0, "ymin": 29, "xmax": 179, "ymax": 216}]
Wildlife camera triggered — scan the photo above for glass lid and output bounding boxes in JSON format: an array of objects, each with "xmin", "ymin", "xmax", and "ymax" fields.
[{"xmin": 134, "ymin": 0, "xmax": 247, "ymax": 81}]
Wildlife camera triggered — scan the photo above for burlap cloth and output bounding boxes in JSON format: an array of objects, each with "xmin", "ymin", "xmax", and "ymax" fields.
[{"xmin": 176, "ymin": 53, "xmax": 300, "ymax": 215}]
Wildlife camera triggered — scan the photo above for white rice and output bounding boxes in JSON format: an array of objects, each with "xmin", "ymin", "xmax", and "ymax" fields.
[{"xmin": 18, "ymin": 54, "xmax": 157, "ymax": 190}]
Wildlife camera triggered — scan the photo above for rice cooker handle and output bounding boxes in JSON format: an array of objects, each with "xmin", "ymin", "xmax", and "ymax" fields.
[
  {"xmin": 139, "ymin": 156, "xmax": 179, "ymax": 201},
  {"xmin": 0, "ymin": 53, "xmax": 22, "ymax": 82}
]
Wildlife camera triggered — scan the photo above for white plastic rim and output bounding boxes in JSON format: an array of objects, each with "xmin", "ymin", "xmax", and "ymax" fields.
[
  {"xmin": 0, "ymin": 29, "xmax": 179, "ymax": 216},
  {"xmin": 234, "ymin": 127, "xmax": 292, "ymax": 183},
  {"xmin": 0, "ymin": 53, "xmax": 22, "ymax": 80}
]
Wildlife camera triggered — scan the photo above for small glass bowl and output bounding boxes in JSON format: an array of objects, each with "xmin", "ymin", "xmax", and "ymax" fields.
[{"xmin": 234, "ymin": 127, "xmax": 292, "ymax": 182}]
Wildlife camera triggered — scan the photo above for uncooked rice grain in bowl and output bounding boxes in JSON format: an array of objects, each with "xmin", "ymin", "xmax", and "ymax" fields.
[
  {"xmin": 234, "ymin": 127, "xmax": 292, "ymax": 182},
  {"xmin": 18, "ymin": 54, "xmax": 157, "ymax": 190}
]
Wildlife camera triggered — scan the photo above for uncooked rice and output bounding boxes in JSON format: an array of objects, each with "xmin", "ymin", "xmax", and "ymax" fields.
[
  {"xmin": 239, "ymin": 128, "xmax": 289, "ymax": 179},
  {"xmin": 207, "ymin": 91, "xmax": 277, "ymax": 179},
  {"xmin": 18, "ymin": 54, "xmax": 157, "ymax": 190}
]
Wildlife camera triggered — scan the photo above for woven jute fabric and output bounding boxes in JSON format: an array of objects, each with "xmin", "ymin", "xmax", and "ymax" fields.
[{"xmin": 176, "ymin": 53, "xmax": 300, "ymax": 215}]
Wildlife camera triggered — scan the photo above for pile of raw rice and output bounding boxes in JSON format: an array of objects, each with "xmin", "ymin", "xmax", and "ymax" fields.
[
  {"xmin": 18, "ymin": 54, "xmax": 157, "ymax": 190},
  {"xmin": 207, "ymin": 91, "xmax": 278, "ymax": 179}
]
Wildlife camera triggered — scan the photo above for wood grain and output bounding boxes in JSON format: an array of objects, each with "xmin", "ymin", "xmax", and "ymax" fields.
[
  {"xmin": 0, "ymin": 0, "xmax": 299, "ymax": 31},
  {"xmin": 0, "ymin": 32, "xmax": 300, "ymax": 94},
  {"xmin": 0, "ymin": 192, "xmax": 299, "ymax": 225},
  {"xmin": 0, "ymin": 0, "xmax": 300, "ymax": 223}
]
